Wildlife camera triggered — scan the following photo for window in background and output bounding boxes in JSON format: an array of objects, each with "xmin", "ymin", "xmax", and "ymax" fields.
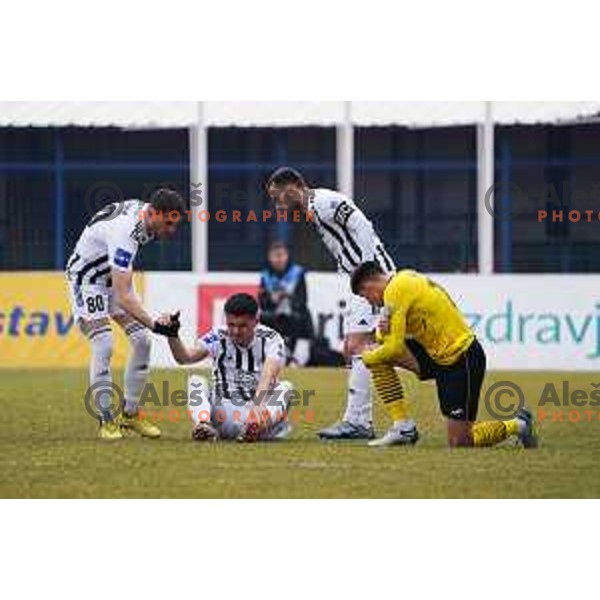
[
  {"xmin": 0, "ymin": 127, "xmax": 191, "ymax": 271},
  {"xmin": 62, "ymin": 127, "xmax": 191, "ymax": 272},
  {"xmin": 0, "ymin": 129, "xmax": 54, "ymax": 270},
  {"xmin": 355, "ymin": 126, "xmax": 478, "ymax": 273},
  {"xmin": 495, "ymin": 124, "xmax": 600, "ymax": 273},
  {"xmin": 208, "ymin": 127, "xmax": 337, "ymax": 272}
]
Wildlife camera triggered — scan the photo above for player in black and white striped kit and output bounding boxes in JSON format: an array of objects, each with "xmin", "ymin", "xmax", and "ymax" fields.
[
  {"xmin": 65, "ymin": 189, "xmax": 184, "ymax": 440},
  {"xmin": 267, "ymin": 167, "xmax": 415, "ymax": 441},
  {"xmin": 164, "ymin": 293, "xmax": 294, "ymax": 442}
]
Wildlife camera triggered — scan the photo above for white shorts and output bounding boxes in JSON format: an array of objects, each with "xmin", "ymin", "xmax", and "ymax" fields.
[
  {"xmin": 66, "ymin": 275, "xmax": 134, "ymax": 322},
  {"xmin": 343, "ymin": 294, "xmax": 378, "ymax": 336},
  {"xmin": 188, "ymin": 376, "xmax": 293, "ymax": 441}
]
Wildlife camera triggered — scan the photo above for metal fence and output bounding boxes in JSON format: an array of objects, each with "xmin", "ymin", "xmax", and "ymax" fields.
[{"xmin": 2, "ymin": 123, "xmax": 600, "ymax": 273}]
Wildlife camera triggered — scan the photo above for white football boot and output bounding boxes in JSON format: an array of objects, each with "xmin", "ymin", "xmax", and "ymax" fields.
[{"xmin": 368, "ymin": 420, "xmax": 419, "ymax": 447}]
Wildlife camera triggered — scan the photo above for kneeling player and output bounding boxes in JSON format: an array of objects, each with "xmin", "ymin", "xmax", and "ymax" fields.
[
  {"xmin": 165, "ymin": 293, "xmax": 294, "ymax": 442},
  {"xmin": 351, "ymin": 262, "xmax": 538, "ymax": 448}
]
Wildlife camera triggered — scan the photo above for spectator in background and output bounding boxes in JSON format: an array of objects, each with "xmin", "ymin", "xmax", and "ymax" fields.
[{"xmin": 259, "ymin": 241, "xmax": 314, "ymax": 366}]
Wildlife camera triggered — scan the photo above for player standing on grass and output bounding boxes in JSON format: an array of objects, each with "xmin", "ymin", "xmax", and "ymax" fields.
[
  {"xmin": 66, "ymin": 189, "xmax": 184, "ymax": 440},
  {"xmin": 266, "ymin": 167, "xmax": 418, "ymax": 443},
  {"xmin": 351, "ymin": 262, "xmax": 539, "ymax": 448},
  {"xmin": 163, "ymin": 293, "xmax": 294, "ymax": 443}
]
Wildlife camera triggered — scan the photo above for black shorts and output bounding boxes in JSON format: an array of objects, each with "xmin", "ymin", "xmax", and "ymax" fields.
[{"xmin": 405, "ymin": 338, "xmax": 486, "ymax": 421}]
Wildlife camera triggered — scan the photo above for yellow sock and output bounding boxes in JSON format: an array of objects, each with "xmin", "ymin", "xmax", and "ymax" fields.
[
  {"xmin": 370, "ymin": 364, "xmax": 409, "ymax": 422},
  {"xmin": 472, "ymin": 421, "xmax": 509, "ymax": 447},
  {"xmin": 504, "ymin": 419, "xmax": 520, "ymax": 436}
]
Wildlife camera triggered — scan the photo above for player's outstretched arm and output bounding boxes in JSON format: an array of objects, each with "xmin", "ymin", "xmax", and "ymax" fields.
[
  {"xmin": 112, "ymin": 269, "xmax": 155, "ymax": 328},
  {"xmin": 167, "ymin": 333, "xmax": 210, "ymax": 365},
  {"xmin": 113, "ymin": 270, "xmax": 179, "ymax": 336}
]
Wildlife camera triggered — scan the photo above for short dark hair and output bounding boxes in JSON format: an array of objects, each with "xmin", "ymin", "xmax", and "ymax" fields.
[
  {"xmin": 268, "ymin": 240, "xmax": 288, "ymax": 253},
  {"xmin": 224, "ymin": 293, "xmax": 259, "ymax": 318},
  {"xmin": 266, "ymin": 167, "xmax": 306, "ymax": 189},
  {"xmin": 351, "ymin": 261, "xmax": 385, "ymax": 295},
  {"xmin": 149, "ymin": 188, "xmax": 185, "ymax": 214}
]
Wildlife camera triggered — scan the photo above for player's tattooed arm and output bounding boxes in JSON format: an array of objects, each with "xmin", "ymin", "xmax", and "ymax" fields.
[{"xmin": 112, "ymin": 268, "xmax": 155, "ymax": 329}]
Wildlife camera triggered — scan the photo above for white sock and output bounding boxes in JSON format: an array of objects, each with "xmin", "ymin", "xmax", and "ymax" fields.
[
  {"xmin": 343, "ymin": 356, "xmax": 373, "ymax": 426},
  {"xmin": 123, "ymin": 324, "xmax": 151, "ymax": 415},
  {"xmin": 188, "ymin": 375, "xmax": 212, "ymax": 424},
  {"xmin": 88, "ymin": 327, "xmax": 114, "ymax": 421}
]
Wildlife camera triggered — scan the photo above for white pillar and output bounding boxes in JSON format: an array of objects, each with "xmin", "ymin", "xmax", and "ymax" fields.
[
  {"xmin": 190, "ymin": 101, "xmax": 208, "ymax": 273},
  {"xmin": 337, "ymin": 101, "xmax": 354, "ymax": 198},
  {"xmin": 477, "ymin": 101, "xmax": 495, "ymax": 275}
]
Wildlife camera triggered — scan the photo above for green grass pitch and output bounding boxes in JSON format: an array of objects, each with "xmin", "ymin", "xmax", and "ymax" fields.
[{"xmin": 2, "ymin": 368, "xmax": 600, "ymax": 498}]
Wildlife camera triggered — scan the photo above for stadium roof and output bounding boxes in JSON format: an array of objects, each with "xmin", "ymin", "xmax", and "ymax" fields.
[{"xmin": 1, "ymin": 101, "xmax": 600, "ymax": 128}]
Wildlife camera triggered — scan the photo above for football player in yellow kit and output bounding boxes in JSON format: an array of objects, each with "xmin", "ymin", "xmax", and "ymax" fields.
[{"xmin": 350, "ymin": 262, "xmax": 538, "ymax": 448}]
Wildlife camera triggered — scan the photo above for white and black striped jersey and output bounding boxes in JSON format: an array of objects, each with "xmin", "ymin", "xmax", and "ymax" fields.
[
  {"xmin": 198, "ymin": 324, "xmax": 286, "ymax": 402},
  {"xmin": 307, "ymin": 189, "xmax": 396, "ymax": 276},
  {"xmin": 66, "ymin": 200, "xmax": 154, "ymax": 287}
]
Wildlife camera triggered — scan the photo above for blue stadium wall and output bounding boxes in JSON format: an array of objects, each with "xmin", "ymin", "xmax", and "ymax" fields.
[{"xmin": 1, "ymin": 125, "xmax": 600, "ymax": 273}]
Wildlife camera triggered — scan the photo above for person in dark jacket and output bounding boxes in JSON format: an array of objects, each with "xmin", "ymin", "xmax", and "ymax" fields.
[{"xmin": 258, "ymin": 241, "xmax": 314, "ymax": 366}]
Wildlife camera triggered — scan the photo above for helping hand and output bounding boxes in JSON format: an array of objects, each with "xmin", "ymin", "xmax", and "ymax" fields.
[{"xmin": 152, "ymin": 311, "xmax": 181, "ymax": 337}]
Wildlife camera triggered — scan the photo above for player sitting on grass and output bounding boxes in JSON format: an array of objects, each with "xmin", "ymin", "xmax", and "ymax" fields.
[
  {"xmin": 163, "ymin": 293, "xmax": 294, "ymax": 443},
  {"xmin": 66, "ymin": 189, "xmax": 184, "ymax": 440},
  {"xmin": 350, "ymin": 262, "xmax": 538, "ymax": 448}
]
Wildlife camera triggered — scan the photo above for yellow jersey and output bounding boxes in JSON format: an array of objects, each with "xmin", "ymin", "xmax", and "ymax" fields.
[{"xmin": 362, "ymin": 270, "xmax": 474, "ymax": 368}]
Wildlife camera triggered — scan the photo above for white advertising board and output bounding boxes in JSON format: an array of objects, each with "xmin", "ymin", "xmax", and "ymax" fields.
[{"xmin": 146, "ymin": 272, "xmax": 600, "ymax": 371}]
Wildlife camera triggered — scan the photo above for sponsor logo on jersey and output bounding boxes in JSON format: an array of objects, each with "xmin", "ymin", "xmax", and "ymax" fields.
[
  {"xmin": 201, "ymin": 332, "xmax": 219, "ymax": 345},
  {"xmin": 114, "ymin": 248, "xmax": 133, "ymax": 269},
  {"xmin": 333, "ymin": 201, "xmax": 356, "ymax": 227}
]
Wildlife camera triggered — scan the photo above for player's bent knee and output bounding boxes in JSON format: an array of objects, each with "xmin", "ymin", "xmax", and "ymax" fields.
[
  {"xmin": 129, "ymin": 328, "xmax": 152, "ymax": 360},
  {"xmin": 447, "ymin": 420, "xmax": 474, "ymax": 448},
  {"xmin": 278, "ymin": 380, "xmax": 294, "ymax": 392},
  {"xmin": 277, "ymin": 380, "xmax": 296, "ymax": 404},
  {"xmin": 344, "ymin": 333, "xmax": 373, "ymax": 359}
]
